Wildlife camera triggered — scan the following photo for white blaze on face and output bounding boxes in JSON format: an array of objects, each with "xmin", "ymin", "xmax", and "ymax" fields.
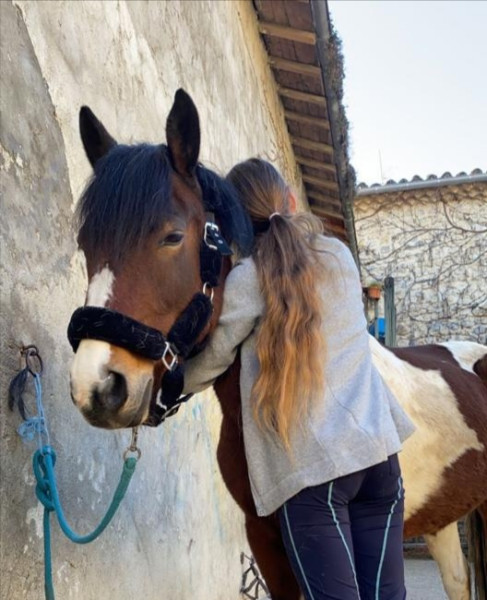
[
  {"xmin": 86, "ymin": 266, "xmax": 115, "ymax": 307},
  {"xmin": 71, "ymin": 266, "xmax": 115, "ymax": 409},
  {"xmin": 70, "ymin": 340, "xmax": 112, "ymax": 410}
]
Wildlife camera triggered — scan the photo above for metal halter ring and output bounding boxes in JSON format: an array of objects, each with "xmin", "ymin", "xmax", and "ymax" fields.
[
  {"xmin": 161, "ymin": 341, "xmax": 178, "ymax": 371},
  {"xmin": 202, "ymin": 282, "xmax": 214, "ymax": 303},
  {"xmin": 22, "ymin": 345, "xmax": 44, "ymax": 376}
]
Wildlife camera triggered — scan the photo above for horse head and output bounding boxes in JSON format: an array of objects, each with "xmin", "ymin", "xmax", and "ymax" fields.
[{"xmin": 69, "ymin": 89, "xmax": 252, "ymax": 429}]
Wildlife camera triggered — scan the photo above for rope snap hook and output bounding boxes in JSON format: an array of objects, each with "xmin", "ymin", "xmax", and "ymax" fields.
[{"xmin": 123, "ymin": 427, "xmax": 141, "ymax": 461}]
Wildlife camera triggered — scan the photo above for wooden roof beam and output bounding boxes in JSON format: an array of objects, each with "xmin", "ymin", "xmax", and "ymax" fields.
[
  {"xmin": 295, "ymin": 155, "xmax": 335, "ymax": 174},
  {"xmin": 292, "ymin": 136, "xmax": 333, "ymax": 155},
  {"xmin": 308, "ymin": 203, "xmax": 343, "ymax": 219},
  {"xmin": 322, "ymin": 221, "xmax": 346, "ymax": 235},
  {"xmin": 302, "ymin": 174, "xmax": 339, "ymax": 192},
  {"xmin": 279, "ymin": 87, "xmax": 326, "ymax": 107},
  {"xmin": 285, "ymin": 112, "xmax": 330, "ymax": 130},
  {"xmin": 269, "ymin": 57, "xmax": 321, "ymax": 77},
  {"xmin": 306, "ymin": 190, "xmax": 342, "ymax": 210},
  {"xmin": 258, "ymin": 22, "xmax": 316, "ymax": 45}
]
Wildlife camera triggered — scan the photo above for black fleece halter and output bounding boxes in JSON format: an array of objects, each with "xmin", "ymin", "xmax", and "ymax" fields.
[{"xmin": 67, "ymin": 213, "xmax": 232, "ymax": 426}]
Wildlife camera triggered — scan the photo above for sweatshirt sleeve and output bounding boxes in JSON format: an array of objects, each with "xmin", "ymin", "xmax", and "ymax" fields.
[{"xmin": 183, "ymin": 257, "xmax": 264, "ymax": 394}]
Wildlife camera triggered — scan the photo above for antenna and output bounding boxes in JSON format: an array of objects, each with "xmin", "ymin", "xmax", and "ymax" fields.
[{"xmin": 379, "ymin": 150, "xmax": 384, "ymax": 184}]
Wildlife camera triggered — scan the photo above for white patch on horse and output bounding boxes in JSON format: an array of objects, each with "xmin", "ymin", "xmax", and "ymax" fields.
[
  {"xmin": 70, "ymin": 340, "xmax": 111, "ymax": 410},
  {"xmin": 369, "ymin": 336, "xmax": 484, "ymax": 522},
  {"xmin": 440, "ymin": 340, "xmax": 487, "ymax": 374},
  {"xmin": 86, "ymin": 266, "xmax": 115, "ymax": 307}
]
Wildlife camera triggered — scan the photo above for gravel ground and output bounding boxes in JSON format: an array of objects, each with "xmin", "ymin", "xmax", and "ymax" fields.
[{"xmin": 405, "ymin": 559, "xmax": 448, "ymax": 600}]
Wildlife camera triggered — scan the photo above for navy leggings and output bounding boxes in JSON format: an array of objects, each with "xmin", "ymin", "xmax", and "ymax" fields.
[{"xmin": 278, "ymin": 455, "xmax": 406, "ymax": 600}]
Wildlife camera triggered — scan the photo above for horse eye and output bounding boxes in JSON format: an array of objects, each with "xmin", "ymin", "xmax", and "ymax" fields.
[{"xmin": 159, "ymin": 231, "xmax": 184, "ymax": 247}]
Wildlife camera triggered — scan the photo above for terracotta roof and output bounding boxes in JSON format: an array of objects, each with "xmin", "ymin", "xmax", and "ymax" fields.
[
  {"xmin": 356, "ymin": 168, "xmax": 487, "ymax": 196},
  {"xmin": 253, "ymin": 0, "xmax": 358, "ymax": 262}
]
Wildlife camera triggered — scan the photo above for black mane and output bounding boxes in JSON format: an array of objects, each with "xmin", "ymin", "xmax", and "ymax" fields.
[{"xmin": 77, "ymin": 144, "xmax": 253, "ymax": 265}]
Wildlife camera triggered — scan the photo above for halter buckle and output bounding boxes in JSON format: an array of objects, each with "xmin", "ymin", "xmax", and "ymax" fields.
[
  {"xmin": 161, "ymin": 342, "xmax": 178, "ymax": 371},
  {"xmin": 203, "ymin": 221, "xmax": 220, "ymax": 251}
]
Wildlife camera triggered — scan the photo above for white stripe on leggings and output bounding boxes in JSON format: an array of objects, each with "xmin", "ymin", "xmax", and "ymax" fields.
[
  {"xmin": 375, "ymin": 476, "xmax": 403, "ymax": 600},
  {"xmin": 282, "ymin": 502, "xmax": 316, "ymax": 600},
  {"xmin": 327, "ymin": 482, "xmax": 361, "ymax": 598}
]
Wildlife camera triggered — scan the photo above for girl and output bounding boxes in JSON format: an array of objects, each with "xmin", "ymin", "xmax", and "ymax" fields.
[{"xmin": 184, "ymin": 158, "xmax": 414, "ymax": 600}]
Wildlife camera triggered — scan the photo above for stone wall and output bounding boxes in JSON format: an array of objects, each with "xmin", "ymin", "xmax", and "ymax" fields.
[
  {"xmin": 0, "ymin": 2, "xmax": 303, "ymax": 598},
  {"xmin": 354, "ymin": 180, "xmax": 486, "ymax": 346}
]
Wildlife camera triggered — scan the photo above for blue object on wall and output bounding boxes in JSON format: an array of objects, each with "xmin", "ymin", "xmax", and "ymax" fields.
[{"xmin": 368, "ymin": 317, "xmax": 386, "ymax": 338}]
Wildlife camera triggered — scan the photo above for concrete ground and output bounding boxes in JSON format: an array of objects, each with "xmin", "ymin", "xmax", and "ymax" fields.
[{"xmin": 405, "ymin": 559, "xmax": 448, "ymax": 600}]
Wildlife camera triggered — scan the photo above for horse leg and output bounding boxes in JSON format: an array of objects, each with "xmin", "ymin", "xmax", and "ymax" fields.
[
  {"xmin": 245, "ymin": 513, "xmax": 302, "ymax": 600},
  {"xmin": 216, "ymin": 424, "xmax": 301, "ymax": 599},
  {"xmin": 424, "ymin": 522, "xmax": 470, "ymax": 600},
  {"xmin": 465, "ymin": 501, "xmax": 487, "ymax": 600},
  {"xmin": 214, "ymin": 361, "xmax": 300, "ymax": 599}
]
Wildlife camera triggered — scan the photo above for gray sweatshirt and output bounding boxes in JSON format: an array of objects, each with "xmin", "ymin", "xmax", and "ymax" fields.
[{"xmin": 184, "ymin": 235, "xmax": 415, "ymax": 517}]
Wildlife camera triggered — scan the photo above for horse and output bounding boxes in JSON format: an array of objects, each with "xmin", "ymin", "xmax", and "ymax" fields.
[{"xmin": 68, "ymin": 90, "xmax": 487, "ymax": 600}]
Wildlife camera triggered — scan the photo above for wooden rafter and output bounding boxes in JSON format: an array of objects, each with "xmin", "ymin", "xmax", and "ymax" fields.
[
  {"xmin": 258, "ymin": 22, "xmax": 316, "ymax": 45},
  {"xmin": 322, "ymin": 220, "xmax": 346, "ymax": 235},
  {"xmin": 295, "ymin": 155, "xmax": 335, "ymax": 173},
  {"xmin": 302, "ymin": 174, "xmax": 339, "ymax": 192},
  {"xmin": 279, "ymin": 87, "xmax": 326, "ymax": 107},
  {"xmin": 284, "ymin": 112, "xmax": 330, "ymax": 130},
  {"xmin": 306, "ymin": 189, "xmax": 342, "ymax": 206},
  {"xmin": 269, "ymin": 57, "xmax": 321, "ymax": 77},
  {"xmin": 292, "ymin": 136, "xmax": 333, "ymax": 155}
]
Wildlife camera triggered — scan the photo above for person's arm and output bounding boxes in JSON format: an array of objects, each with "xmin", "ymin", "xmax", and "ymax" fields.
[{"xmin": 183, "ymin": 258, "xmax": 264, "ymax": 394}]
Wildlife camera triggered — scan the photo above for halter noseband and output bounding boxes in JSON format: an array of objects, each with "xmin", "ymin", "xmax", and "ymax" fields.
[{"xmin": 67, "ymin": 213, "xmax": 232, "ymax": 426}]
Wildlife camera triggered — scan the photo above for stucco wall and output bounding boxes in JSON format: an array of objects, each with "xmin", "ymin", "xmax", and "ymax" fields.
[
  {"xmin": 354, "ymin": 181, "xmax": 487, "ymax": 346},
  {"xmin": 0, "ymin": 2, "xmax": 303, "ymax": 598}
]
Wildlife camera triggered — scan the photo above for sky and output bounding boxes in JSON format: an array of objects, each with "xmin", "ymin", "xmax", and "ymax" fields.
[{"xmin": 327, "ymin": 1, "xmax": 487, "ymax": 185}]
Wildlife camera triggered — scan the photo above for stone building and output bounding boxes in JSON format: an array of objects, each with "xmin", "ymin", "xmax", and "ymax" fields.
[
  {"xmin": 0, "ymin": 2, "xmax": 355, "ymax": 599},
  {"xmin": 354, "ymin": 170, "xmax": 487, "ymax": 346}
]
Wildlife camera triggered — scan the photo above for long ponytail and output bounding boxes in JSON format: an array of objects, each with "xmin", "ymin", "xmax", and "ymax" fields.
[{"xmin": 227, "ymin": 159, "xmax": 325, "ymax": 451}]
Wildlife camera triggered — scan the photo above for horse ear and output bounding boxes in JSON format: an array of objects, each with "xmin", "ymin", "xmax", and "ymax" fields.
[
  {"xmin": 79, "ymin": 106, "xmax": 117, "ymax": 168},
  {"xmin": 166, "ymin": 89, "xmax": 200, "ymax": 177}
]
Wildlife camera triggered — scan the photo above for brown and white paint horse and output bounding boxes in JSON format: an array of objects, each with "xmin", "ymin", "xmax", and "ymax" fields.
[{"xmin": 69, "ymin": 91, "xmax": 487, "ymax": 600}]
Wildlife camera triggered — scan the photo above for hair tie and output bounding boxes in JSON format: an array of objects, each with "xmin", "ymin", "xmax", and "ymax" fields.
[{"xmin": 269, "ymin": 212, "xmax": 280, "ymax": 220}]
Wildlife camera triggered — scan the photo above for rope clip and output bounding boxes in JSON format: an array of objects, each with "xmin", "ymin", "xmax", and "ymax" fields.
[{"xmin": 123, "ymin": 427, "xmax": 141, "ymax": 461}]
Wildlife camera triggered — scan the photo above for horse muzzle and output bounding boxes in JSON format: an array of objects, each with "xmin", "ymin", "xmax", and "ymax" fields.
[{"xmin": 70, "ymin": 339, "xmax": 155, "ymax": 429}]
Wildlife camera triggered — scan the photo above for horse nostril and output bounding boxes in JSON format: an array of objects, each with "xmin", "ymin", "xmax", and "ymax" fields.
[{"xmin": 91, "ymin": 371, "xmax": 128, "ymax": 412}]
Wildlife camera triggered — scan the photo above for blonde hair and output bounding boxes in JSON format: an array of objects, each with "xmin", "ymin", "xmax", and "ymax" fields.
[{"xmin": 227, "ymin": 159, "xmax": 325, "ymax": 451}]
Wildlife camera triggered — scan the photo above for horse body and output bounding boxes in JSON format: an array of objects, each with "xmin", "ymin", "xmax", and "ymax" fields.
[
  {"xmin": 68, "ymin": 92, "xmax": 487, "ymax": 600},
  {"xmin": 375, "ymin": 339, "xmax": 487, "ymax": 600},
  {"xmin": 212, "ymin": 339, "xmax": 487, "ymax": 600},
  {"xmin": 374, "ymin": 339, "xmax": 487, "ymax": 536}
]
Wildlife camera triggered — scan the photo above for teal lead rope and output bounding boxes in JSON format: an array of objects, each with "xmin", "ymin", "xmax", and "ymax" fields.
[
  {"xmin": 34, "ymin": 445, "xmax": 137, "ymax": 600},
  {"xmin": 10, "ymin": 348, "xmax": 139, "ymax": 600}
]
